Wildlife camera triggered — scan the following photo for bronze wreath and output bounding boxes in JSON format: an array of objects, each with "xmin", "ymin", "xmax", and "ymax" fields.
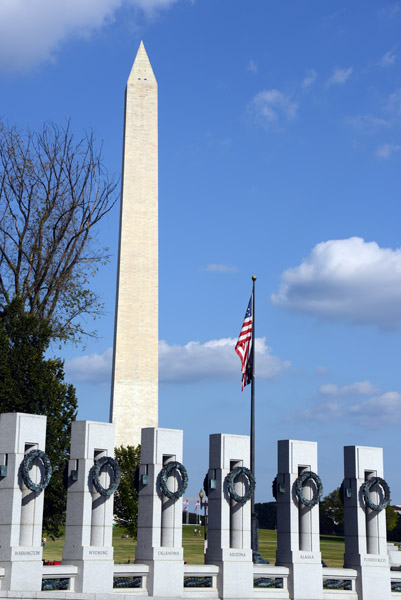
[
  {"xmin": 203, "ymin": 473, "xmax": 209, "ymax": 497},
  {"xmin": 361, "ymin": 477, "xmax": 390, "ymax": 512},
  {"xmin": 159, "ymin": 461, "xmax": 188, "ymax": 500},
  {"xmin": 22, "ymin": 449, "xmax": 52, "ymax": 493},
  {"xmin": 92, "ymin": 456, "xmax": 121, "ymax": 496},
  {"xmin": 272, "ymin": 476, "xmax": 278, "ymax": 500},
  {"xmin": 339, "ymin": 480, "xmax": 345, "ymax": 505},
  {"xmin": 294, "ymin": 471, "xmax": 323, "ymax": 507},
  {"xmin": 225, "ymin": 466, "xmax": 255, "ymax": 505}
]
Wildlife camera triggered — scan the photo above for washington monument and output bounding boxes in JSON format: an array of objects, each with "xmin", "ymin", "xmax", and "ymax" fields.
[{"xmin": 110, "ymin": 42, "xmax": 158, "ymax": 448}]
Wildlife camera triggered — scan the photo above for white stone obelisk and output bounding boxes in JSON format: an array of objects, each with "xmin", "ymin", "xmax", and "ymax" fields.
[{"xmin": 110, "ymin": 42, "xmax": 158, "ymax": 448}]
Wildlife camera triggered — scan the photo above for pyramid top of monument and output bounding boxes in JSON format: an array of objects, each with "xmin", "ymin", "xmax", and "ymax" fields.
[{"xmin": 128, "ymin": 41, "xmax": 156, "ymax": 83}]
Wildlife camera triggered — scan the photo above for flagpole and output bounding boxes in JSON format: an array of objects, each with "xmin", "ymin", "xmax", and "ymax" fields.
[
  {"xmin": 250, "ymin": 276, "xmax": 257, "ymax": 560},
  {"xmin": 235, "ymin": 275, "xmax": 267, "ymax": 563},
  {"xmin": 250, "ymin": 275, "xmax": 268, "ymax": 564},
  {"xmin": 250, "ymin": 275, "xmax": 256, "ymax": 506}
]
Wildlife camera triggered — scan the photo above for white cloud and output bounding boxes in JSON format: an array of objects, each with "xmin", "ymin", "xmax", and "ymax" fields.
[
  {"xmin": 271, "ymin": 237, "xmax": 401, "ymax": 330},
  {"xmin": 202, "ymin": 264, "xmax": 238, "ymax": 273},
  {"xmin": 247, "ymin": 59, "xmax": 258, "ymax": 73},
  {"xmin": 132, "ymin": 0, "xmax": 181, "ymax": 10},
  {"xmin": 380, "ymin": 49, "xmax": 397, "ymax": 67},
  {"xmin": 380, "ymin": 2, "xmax": 401, "ymax": 19},
  {"xmin": 315, "ymin": 365, "xmax": 329, "ymax": 375},
  {"xmin": 65, "ymin": 338, "xmax": 290, "ymax": 386},
  {"xmin": 345, "ymin": 114, "xmax": 388, "ymax": 133},
  {"xmin": 375, "ymin": 143, "xmax": 401, "ymax": 159},
  {"xmin": 0, "ymin": 0, "xmax": 182, "ymax": 71},
  {"xmin": 319, "ymin": 381, "xmax": 381, "ymax": 397},
  {"xmin": 204, "ymin": 132, "xmax": 232, "ymax": 148},
  {"xmin": 293, "ymin": 386, "xmax": 401, "ymax": 428},
  {"xmin": 302, "ymin": 69, "xmax": 317, "ymax": 89},
  {"xmin": 349, "ymin": 392, "xmax": 401, "ymax": 427},
  {"xmin": 326, "ymin": 67, "xmax": 353, "ymax": 85},
  {"xmin": 297, "ymin": 400, "xmax": 344, "ymax": 423},
  {"xmin": 387, "ymin": 90, "xmax": 401, "ymax": 115},
  {"xmin": 247, "ymin": 89, "xmax": 298, "ymax": 131},
  {"xmin": 65, "ymin": 347, "xmax": 113, "ymax": 383},
  {"xmin": 159, "ymin": 337, "xmax": 290, "ymax": 383}
]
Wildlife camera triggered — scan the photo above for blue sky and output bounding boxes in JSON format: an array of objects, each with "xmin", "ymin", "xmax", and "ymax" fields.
[{"xmin": 2, "ymin": 0, "xmax": 401, "ymax": 506}]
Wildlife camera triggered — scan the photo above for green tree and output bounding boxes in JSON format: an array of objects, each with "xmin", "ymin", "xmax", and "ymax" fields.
[
  {"xmin": 0, "ymin": 297, "xmax": 77, "ymax": 537},
  {"xmin": 319, "ymin": 488, "xmax": 344, "ymax": 536},
  {"xmin": 386, "ymin": 504, "xmax": 398, "ymax": 533},
  {"xmin": 255, "ymin": 502, "xmax": 277, "ymax": 530},
  {"xmin": 114, "ymin": 445, "xmax": 141, "ymax": 538},
  {"xmin": 387, "ymin": 511, "xmax": 401, "ymax": 542},
  {"xmin": 320, "ymin": 488, "xmax": 397, "ymax": 537},
  {"xmin": 0, "ymin": 120, "xmax": 118, "ymax": 345}
]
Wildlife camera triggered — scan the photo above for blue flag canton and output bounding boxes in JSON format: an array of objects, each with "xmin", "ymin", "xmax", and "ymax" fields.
[{"xmin": 245, "ymin": 298, "xmax": 252, "ymax": 319}]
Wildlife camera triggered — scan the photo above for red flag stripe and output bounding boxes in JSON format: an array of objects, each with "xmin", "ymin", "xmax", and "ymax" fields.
[{"xmin": 235, "ymin": 293, "xmax": 253, "ymax": 390}]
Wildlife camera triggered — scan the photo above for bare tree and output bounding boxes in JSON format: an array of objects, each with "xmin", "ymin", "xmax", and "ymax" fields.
[{"xmin": 0, "ymin": 120, "xmax": 118, "ymax": 344}]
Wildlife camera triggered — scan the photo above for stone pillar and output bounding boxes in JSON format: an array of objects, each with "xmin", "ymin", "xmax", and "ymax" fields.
[
  {"xmin": 0, "ymin": 413, "xmax": 47, "ymax": 592},
  {"xmin": 135, "ymin": 428, "xmax": 184, "ymax": 597},
  {"xmin": 205, "ymin": 434, "xmax": 253, "ymax": 599},
  {"xmin": 343, "ymin": 446, "xmax": 391, "ymax": 600},
  {"xmin": 62, "ymin": 421, "xmax": 115, "ymax": 593},
  {"xmin": 275, "ymin": 440, "xmax": 323, "ymax": 600}
]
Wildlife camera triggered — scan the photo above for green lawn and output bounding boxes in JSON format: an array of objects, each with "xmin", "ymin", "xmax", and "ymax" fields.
[
  {"xmin": 319, "ymin": 534, "xmax": 346, "ymax": 568},
  {"xmin": 43, "ymin": 526, "xmax": 346, "ymax": 567}
]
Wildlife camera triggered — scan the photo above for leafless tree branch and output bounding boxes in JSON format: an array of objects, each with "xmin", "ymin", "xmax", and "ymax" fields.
[{"xmin": 0, "ymin": 120, "xmax": 118, "ymax": 344}]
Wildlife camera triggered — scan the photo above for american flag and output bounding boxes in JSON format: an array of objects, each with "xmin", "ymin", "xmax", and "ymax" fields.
[{"xmin": 235, "ymin": 293, "xmax": 253, "ymax": 390}]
